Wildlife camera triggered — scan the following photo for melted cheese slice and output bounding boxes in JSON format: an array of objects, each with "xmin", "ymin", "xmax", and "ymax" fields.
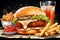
[{"xmin": 17, "ymin": 20, "xmax": 37, "ymax": 29}]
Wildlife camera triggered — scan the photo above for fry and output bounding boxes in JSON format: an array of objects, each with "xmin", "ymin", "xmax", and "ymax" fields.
[
  {"xmin": 56, "ymin": 29, "xmax": 59, "ymax": 32},
  {"xmin": 38, "ymin": 22, "xmax": 51, "ymax": 36},
  {"xmin": 55, "ymin": 25, "xmax": 60, "ymax": 32},
  {"xmin": 45, "ymin": 32, "xmax": 49, "ymax": 36},
  {"xmin": 58, "ymin": 25, "xmax": 60, "ymax": 30},
  {"xmin": 2, "ymin": 12, "xmax": 14, "ymax": 21},
  {"xmin": 49, "ymin": 22, "xmax": 58, "ymax": 29},
  {"xmin": 48, "ymin": 27, "xmax": 58, "ymax": 32},
  {"xmin": 49, "ymin": 31, "xmax": 56, "ymax": 36}
]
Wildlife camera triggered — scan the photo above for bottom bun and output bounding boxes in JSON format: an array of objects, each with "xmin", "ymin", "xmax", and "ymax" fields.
[
  {"xmin": 18, "ymin": 29, "xmax": 38, "ymax": 35},
  {"xmin": 26, "ymin": 30, "xmax": 38, "ymax": 34}
]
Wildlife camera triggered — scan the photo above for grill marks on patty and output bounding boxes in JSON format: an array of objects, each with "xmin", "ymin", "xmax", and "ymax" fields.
[
  {"xmin": 15, "ymin": 20, "xmax": 47, "ymax": 29},
  {"xmin": 27, "ymin": 20, "xmax": 47, "ymax": 27}
]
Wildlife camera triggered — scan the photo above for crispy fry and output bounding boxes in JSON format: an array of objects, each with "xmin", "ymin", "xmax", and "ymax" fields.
[
  {"xmin": 56, "ymin": 29, "xmax": 59, "ymax": 32},
  {"xmin": 48, "ymin": 26, "xmax": 59, "ymax": 32},
  {"xmin": 49, "ymin": 22, "xmax": 58, "ymax": 29},
  {"xmin": 58, "ymin": 25, "xmax": 60, "ymax": 30},
  {"xmin": 2, "ymin": 12, "xmax": 14, "ymax": 21},
  {"xmin": 45, "ymin": 32, "xmax": 49, "ymax": 36},
  {"xmin": 55, "ymin": 25, "xmax": 60, "ymax": 32},
  {"xmin": 38, "ymin": 22, "xmax": 51, "ymax": 36},
  {"xmin": 49, "ymin": 31, "xmax": 56, "ymax": 36},
  {"xmin": 34, "ymin": 23, "xmax": 59, "ymax": 37}
]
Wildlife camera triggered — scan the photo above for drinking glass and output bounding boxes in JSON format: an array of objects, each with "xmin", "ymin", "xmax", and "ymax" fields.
[{"xmin": 40, "ymin": 1, "xmax": 56, "ymax": 23}]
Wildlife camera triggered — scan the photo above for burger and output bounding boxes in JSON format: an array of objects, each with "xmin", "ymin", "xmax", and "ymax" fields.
[{"xmin": 12, "ymin": 6, "xmax": 50, "ymax": 34}]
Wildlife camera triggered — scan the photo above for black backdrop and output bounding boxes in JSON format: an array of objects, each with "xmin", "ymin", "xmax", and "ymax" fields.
[
  {"xmin": 0, "ymin": 0, "xmax": 56, "ymax": 18},
  {"xmin": 1, "ymin": 0, "xmax": 60, "ymax": 40},
  {"xmin": 0, "ymin": 0, "xmax": 41, "ymax": 18},
  {"xmin": 0, "ymin": 0, "xmax": 58, "ymax": 27}
]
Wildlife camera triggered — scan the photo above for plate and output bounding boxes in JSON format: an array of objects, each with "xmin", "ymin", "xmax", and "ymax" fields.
[{"xmin": 3, "ymin": 32, "xmax": 16, "ymax": 35}]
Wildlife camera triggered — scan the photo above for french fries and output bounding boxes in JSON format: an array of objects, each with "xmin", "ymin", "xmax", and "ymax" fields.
[
  {"xmin": 2, "ymin": 12, "xmax": 14, "ymax": 21},
  {"xmin": 55, "ymin": 25, "xmax": 60, "ymax": 32},
  {"xmin": 45, "ymin": 32, "xmax": 49, "ymax": 36},
  {"xmin": 49, "ymin": 31, "xmax": 56, "ymax": 36},
  {"xmin": 34, "ymin": 22, "xmax": 60, "ymax": 37},
  {"xmin": 39, "ymin": 22, "xmax": 51, "ymax": 36},
  {"xmin": 48, "ymin": 27, "xmax": 58, "ymax": 32},
  {"xmin": 35, "ymin": 22, "xmax": 51, "ymax": 36},
  {"xmin": 49, "ymin": 22, "xmax": 58, "ymax": 29}
]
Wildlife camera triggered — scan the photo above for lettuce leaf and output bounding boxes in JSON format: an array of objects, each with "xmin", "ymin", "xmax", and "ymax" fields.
[
  {"xmin": 12, "ymin": 18, "xmax": 18, "ymax": 23},
  {"xmin": 29, "ymin": 15, "xmax": 50, "ymax": 22}
]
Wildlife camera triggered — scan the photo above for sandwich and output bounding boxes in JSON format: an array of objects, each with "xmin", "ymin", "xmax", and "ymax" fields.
[{"xmin": 12, "ymin": 6, "xmax": 50, "ymax": 34}]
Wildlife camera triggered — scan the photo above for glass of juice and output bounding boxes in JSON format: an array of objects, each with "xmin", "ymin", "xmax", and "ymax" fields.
[{"xmin": 40, "ymin": 1, "xmax": 56, "ymax": 23}]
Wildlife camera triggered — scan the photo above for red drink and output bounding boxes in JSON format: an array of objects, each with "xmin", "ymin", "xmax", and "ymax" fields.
[{"xmin": 44, "ymin": 6, "xmax": 55, "ymax": 23}]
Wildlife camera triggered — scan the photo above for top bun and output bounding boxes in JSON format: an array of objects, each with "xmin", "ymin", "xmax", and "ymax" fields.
[{"xmin": 15, "ymin": 6, "xmax": 46, "ymax": 18}]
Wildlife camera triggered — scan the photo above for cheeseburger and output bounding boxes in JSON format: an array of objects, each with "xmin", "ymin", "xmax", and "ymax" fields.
[{"xmin": 12, "ymin": 6, "xmax": 50, "ymax": 34}]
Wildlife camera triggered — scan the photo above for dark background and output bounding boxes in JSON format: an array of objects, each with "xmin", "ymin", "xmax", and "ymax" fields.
[
  {"xmin": 0, "ymin": 0, "xmax": 58, "ymax": 27},
  {"xmin": 0, "ymin": 0, "xmax": 60, "ymax": 39}
]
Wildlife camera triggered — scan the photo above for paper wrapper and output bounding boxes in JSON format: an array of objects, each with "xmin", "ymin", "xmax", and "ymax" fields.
[{"xmin": 0, "ymin": 30, "xmax": 60, "ymax": 39}]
